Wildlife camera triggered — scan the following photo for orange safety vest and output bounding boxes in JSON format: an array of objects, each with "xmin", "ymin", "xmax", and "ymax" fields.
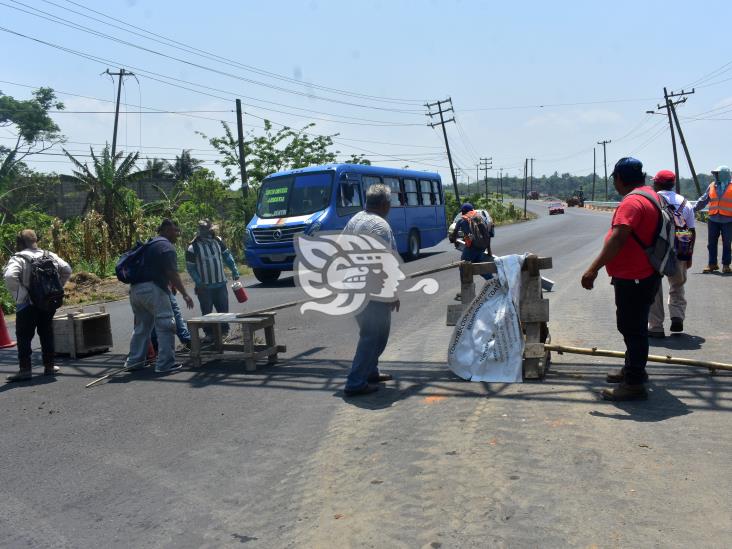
[{"xmin": 708, "ymin": 183, "xmax": 732, "ymax": 217}]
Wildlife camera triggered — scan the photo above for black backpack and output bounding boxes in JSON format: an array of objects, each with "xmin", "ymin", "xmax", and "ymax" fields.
[
  {"xmin": 115, "ymin": 238, "xmax": 156, "ymax": 284},
  {"xmin": 16, "ymin": 251, "xmax": 65, "ymax": 312},
  {"xmin": 466, "ymin": 213, "xmax": 491, "ymax": 249}
]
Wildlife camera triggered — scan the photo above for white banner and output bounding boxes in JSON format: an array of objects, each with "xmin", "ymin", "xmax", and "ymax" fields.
[{"xmin": 447, "ymin": 254, "xmax": 525, "ymax": 383}]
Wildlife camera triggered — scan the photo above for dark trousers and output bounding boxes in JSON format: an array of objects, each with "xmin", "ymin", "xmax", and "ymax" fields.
[
  {"xmin": 197, "ymin": 285, "xmax": 230, "ymax": 336},
  {"xmin": 612, "ymin": 275, "xmax": 661, "ymax": 384},
  {"xmin": 707, "ymin": 220, "xmax": 732, "ymax": 266},
  {"xmin": 16, "ymin": 305, "xmax": 55, "ymax": 361}
]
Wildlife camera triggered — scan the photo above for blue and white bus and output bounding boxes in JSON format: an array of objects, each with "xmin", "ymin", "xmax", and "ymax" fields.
[{"xmin": 245, "ymin": 164, "xmax": 447, "ymax": 282}]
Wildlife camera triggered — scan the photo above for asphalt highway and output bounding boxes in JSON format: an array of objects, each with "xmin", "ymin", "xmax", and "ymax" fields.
[{"xmin": 1, "ymin": 202, "xmax": 730, "ymax": 548}]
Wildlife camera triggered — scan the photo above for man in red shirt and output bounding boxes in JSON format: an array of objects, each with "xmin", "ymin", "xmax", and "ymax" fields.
[{"xmin": 581, "ymin": 157, "xmax": 662, "ymax": 401}]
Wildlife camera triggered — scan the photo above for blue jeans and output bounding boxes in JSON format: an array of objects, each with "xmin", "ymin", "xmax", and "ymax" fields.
[
  {"xmin": 197, "ymin": 285, "xmax": 230, "ymax": 336},
  {"xmin": 150, "ymin": 293, "xmax": 190, "ymax": 350},
  {"xmin": 707, "ymin": 221, "xmax": 732, "ymax": 266},
  {"xmin": 346, "ymin": 301, "xmax": 392, "ymax": 391},
  {"xmin": 125, "ymin": 282, "xmax": 175, "ymax": 372},
  {"xmin": 461, "ymin": 246, "xmax": 493, "ymax": 280}
]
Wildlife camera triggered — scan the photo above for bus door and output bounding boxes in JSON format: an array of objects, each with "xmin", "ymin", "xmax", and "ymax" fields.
[
  {"xmin": 335, "ymin": 172, "xmax": 364, "ymax": 229},
  {"xmin": 382, "ymin": 175, "xmax": 406, "ymax": 250}
]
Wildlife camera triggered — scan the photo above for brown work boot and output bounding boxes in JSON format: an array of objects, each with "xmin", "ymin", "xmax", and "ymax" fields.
[
  {"xmin": 43, "ymin": 353, "xmax": 60, "ymax": 376},
  {"xmin": 601, "ymin": 383, "xmax": 648, "ymax": 401},
  {"xmin": 723, "ymin": 265, "xmax": 732, "ymax": 274},
  {"xmin": 606, "ymin": 368, "xmax": 648, "ymax": 384},
  {"xmin": 702, "ymin": 264, "xmax": 719, "ymax": 273},
  {"xmin": 7, "ymin": 357, "xmax": 32, "ymax": 382}
]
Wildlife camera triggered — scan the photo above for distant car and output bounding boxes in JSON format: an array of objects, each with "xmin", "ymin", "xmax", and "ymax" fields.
[
  {"xmin": 448, "ymin": 209, "xmax": 495, "ymax": 247},
  {"xmin": 548, "ymin": 202, "xmax": 565, "ymax": 215}
]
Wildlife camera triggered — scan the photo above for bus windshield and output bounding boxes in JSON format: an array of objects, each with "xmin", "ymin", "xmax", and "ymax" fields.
[{"xmin": 257, "ymin": 172, "xmax": 333, "ymax": 218}]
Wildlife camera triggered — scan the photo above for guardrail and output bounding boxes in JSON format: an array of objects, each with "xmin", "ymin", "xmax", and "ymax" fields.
[{"xmin": 585, "ymin": 200, "xmax": 707, "ymax": 212}]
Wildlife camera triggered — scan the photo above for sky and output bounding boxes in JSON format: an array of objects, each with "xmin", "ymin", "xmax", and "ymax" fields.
[{"xmin": 2, "ymin": 0, "xmax": 732, "ymax": 187}]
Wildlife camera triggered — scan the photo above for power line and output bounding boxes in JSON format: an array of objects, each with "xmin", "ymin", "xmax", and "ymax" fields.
[
  {"xmin": 44, "ymin": 0, "xmax": 430, "ymax": 106},
  {"xmin": 2, "ymin": 1, "xmax": 428, "ymax": 114}
]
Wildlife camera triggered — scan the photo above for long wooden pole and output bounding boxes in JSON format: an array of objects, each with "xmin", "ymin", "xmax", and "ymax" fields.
[{"xmin": 545, "ymin": 344, "xmax": 732, "ymax": 373}]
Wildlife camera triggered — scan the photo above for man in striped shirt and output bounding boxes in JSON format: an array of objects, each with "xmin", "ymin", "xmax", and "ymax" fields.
[{"xmin": 186, "ymin": 219, "xmax": 240, "ymax": 337}]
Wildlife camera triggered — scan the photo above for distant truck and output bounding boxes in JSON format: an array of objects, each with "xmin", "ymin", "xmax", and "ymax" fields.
[
  {"xmin": 528, "ymin": 191, "xmax": 540, "ymax": 200},
  {"xmin": 566, "ymin": 188, "xmax": 584, "ymax": 207}
]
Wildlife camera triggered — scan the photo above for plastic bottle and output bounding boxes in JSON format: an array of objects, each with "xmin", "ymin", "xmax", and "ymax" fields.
[{"xmin": 232, "ymin": 280, "xmax": 248, "ymax": 303}]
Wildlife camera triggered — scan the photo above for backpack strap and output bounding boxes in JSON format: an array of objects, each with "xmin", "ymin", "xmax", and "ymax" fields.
[{"xmin": 626, "ymin": 190, "xmax": 663, "ymax": 249}]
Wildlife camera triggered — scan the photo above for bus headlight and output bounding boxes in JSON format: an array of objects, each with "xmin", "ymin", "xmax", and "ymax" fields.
[{"xmin": 308, "ymin": 221, "xmax": 322, "ymax": 235}]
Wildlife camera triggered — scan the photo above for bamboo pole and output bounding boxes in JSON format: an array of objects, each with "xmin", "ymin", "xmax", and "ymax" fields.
[{"xmin": 545, "ymin": 344, "xmax": 732, "ymax": 373}]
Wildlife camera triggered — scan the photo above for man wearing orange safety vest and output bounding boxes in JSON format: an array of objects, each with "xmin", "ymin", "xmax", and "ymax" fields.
[{"xmin": 695, "ymin": 165, "xmax": 732, "ymax": 273}]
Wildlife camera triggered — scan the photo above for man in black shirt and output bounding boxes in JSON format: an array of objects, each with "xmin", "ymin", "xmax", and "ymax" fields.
[{"xmin": 124, "ymin": 219, "xmax": 193, "ymax": 373}]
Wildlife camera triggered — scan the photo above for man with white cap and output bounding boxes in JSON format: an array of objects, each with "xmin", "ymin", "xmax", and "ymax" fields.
[
  {"xmin": 695, "ymin": 165, "xmax": 732, "ymax": 273},
  {"xmin": 648, "ymin": 170, "xmax": 695, "ymax": 337}
]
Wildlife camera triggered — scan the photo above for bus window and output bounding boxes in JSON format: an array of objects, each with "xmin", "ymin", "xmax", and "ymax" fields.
[
  {"xmin": 383, "ymin": 176, "xmax": 403, "ymax": 206},
  {"xmin": 362, "ymin": 175, "xmax": 381, "ymax": 190},
  {"xmin": 431, "ymin": 180, "xmax": 443, "ymax": 204},
  {"xmin": 337, "ymin": 180, "xmax": 363, "ymax": 215},
  {"xmin": 419, "ymin": 180, "xmax": 432, "ymax": 205},
  {"xmin": 404, "ymin": 178, "xmax": 419, "ymax": 206}
]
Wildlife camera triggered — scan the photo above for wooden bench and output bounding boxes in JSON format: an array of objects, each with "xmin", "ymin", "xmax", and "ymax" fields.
[{"xmin": 187, "ymin": 312, "xmax": 285, "ymax": 371}]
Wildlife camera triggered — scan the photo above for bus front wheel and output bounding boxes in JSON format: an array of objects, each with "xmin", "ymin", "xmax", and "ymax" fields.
[
  {"xmin": 253, "ymin": 268, "xmax": 281, "ymax": 284},
  {"xmin": 406, "ymin": 230, "xmax": 421, "ymax": 260}
]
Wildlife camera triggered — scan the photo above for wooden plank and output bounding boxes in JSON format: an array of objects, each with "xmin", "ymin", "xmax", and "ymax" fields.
[
  {"xmin": 520, "ymin": 300, "xmax": 550, "ymax": 323},
  {"xmin": 523, "ymin": 357, "xmax": 542, "ymax": 379},
  {"xmin": 524, "ymin": 342, "xmax": 546, "ymax": 359}
]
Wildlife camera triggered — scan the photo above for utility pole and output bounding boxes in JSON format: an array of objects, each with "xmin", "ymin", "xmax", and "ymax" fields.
[
  {"xmin": 597, "ymin": 140, "xmax": 611, "ymax": 200},
  {"xmin": 105, "ymin": 68, "xmax": 134, "ymax": 159},
  {"xmin": 523, "ymin": 158, "xmax": 528, "ymax": 219},
  {"xmin": 235, "ymin": 99, "xmax": 249, "ymax": 198},
  {"xmin": 480, "ymin": 157, "xmax": 492, "ymax": 198},
  {"xmin": 475, "ymin": 163, "xmax": 480, "ymax": 195},
  {"xmin": 592, "ymin": 147, "xmax": 596, "ymax": 201},
  {"xmin": 426, "ymin": 98, "xmax": 460, "ymax": 202},
  {"xmin": 529, "ymin": 157, "xmax": 535, "ymax": 194},
  {"xmin": 499, "ymin": 169, "xmax": 503, "ymax": 202},
  {"xmin": 652, "ymin": 88, "xmax": 701, "ymax": 195}
]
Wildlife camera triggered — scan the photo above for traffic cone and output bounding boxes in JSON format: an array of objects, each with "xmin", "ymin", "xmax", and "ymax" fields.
[{"xmin": 0, "ymin": 308, "xmax": 16, "ymax": 349}]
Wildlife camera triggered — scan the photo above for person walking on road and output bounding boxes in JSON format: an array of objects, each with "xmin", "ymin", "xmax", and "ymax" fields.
[
  {"xmin": 449, "ymin": 203, "xmax": 493, "ymax": 299},
  {"xmin": 3, "ymin": 229, "xmax": 71, "ymax": 382},
  {"xmin": 694, "ymin": 165, "xmax": 732, "ymax": 273},
  {"xmin": 125, "ymin": 219, "xmax": 193, "ymax": 374},
  {"xmin": 648, "ymin": 170, "xmax": 695, "ymax": 337},
  {"xmin": 185, "ymin": 219, "xmax": 240, "ymax": 339},
  {"xmin": 581, "ymin": 157, "xmax": 662, "ymax": 401},
  {"xmin": 342, "ymin": 184, "xmax": 399, "ymax": 397}
]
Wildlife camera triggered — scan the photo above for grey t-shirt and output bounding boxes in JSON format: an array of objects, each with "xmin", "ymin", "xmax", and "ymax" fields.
[{"xmin": 343, "ymin": 210, "xmax": 396, "ymax": 250}]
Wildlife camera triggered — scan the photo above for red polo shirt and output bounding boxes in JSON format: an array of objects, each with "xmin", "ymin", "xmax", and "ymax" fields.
[{"xmin": 604, "ymin": 186, "xmax": 659, "ymax": 280}]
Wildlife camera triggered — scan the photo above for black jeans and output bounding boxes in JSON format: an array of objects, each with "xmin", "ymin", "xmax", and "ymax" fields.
[
  {"xmin": 612, "ymin": 274, "xmax": 661, "ymax": 384},
  {"xmin": 15, "ymin": 305, "xmax": 55, "ymax": 361}
]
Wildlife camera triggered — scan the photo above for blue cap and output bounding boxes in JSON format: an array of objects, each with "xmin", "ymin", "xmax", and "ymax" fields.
[
  {"xmin": 461, "ymin": 203, "xmax": 474, "ymax": 213},
  {"xmin": 611, "ymin": 157, "xmax": 644, "ymax": 181}
]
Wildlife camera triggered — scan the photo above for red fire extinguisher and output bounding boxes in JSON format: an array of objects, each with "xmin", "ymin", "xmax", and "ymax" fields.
[{"xmin": 232, "ymin": 280, "xmax": 248, "ymax": 303}]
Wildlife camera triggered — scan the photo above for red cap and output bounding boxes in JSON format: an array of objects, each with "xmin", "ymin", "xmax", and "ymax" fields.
[{"xmin": 653, "ymin": 170, "xmax": 676, "ymax": 184}]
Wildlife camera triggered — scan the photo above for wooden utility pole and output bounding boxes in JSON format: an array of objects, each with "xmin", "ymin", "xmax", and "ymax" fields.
[
  {"xmin": 480, "ymin": 156, "xmax": 492, "ymax": 198},
  {"xmin": 426, "ymin": 98, "xmax": 460, "ymax": 202},
  {"xmin": 235, "ymin": 99, "xmax": 249, "ymax": 197},
  {"xmin": 499, "ymin": 169, "xmax": 503, "ymax": 202},
  {"xmin": 523, "ymin": 158, "xmax": 528, "ymax": 218},
  {"xmin": 663, "ymin": 87, "xmax": 681, "ymax": 193},
  {"xmin": 104, "ymin": 68, "xmax": 134, "ymax": 159},
  {"xmin": 592, "ymin": 147, "xmax": 596, "ymax": 201},
  {"xmin": 597, "ymin": 140, "xmax": 611, "ymax": 200},
  {"xmin": 657, "ymin": 89, "xmax": 702, "ymax": 196},
  {"xmin": 529, "ymin": 157, "xmax": 535, "ymax": 193}
]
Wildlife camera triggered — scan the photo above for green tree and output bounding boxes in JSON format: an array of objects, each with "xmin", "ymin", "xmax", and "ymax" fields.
[
  {"xmin": 168, "ymin": 149, "xmax": 203, "ymax": 182},
  {"xmin": 345, "ymin": 154, "xmax": 371, "ymax": 165},
  {"xmin": 0, "ymin": 88, "xmax": 65, "ymax": 186},
  {"xmin": 143, "ymin": 157, "xmax": 172, "ymax": 179},
  {"xmin": 63, "ymin": 145, "xmax": 154, "ymax": 249},
  {"xmin": 199, "ymin": 119, "xmax": 338, "ymax": 190}
]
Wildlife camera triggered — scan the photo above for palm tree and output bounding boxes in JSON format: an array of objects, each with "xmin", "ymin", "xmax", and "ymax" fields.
[
  {"xmin": 144, "ymin": 157, "xmax": 172, "ymax": 179},
  {"xmin": 168, "ymin": 149, "xmax": 203, "ymax": 182},
  {"xmin": 63, "ymin": 144, "xmax": 155, "ymax": 247}
]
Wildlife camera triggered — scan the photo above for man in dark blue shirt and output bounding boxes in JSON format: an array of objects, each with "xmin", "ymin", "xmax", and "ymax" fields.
[{"xmin": 124, "ymin": 219, "xmax": 193, "ymax": 373}]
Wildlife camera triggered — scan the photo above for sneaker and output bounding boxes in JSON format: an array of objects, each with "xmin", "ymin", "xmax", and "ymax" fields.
[
  {"xmin": 176, "ymin": 341, "xmax": 191, "ymax": 353},
  {"xmin": 368, "ymin": 373, "xmax": 393, "ymax": 383},
  {"xmin": 454, "ymin": 293, "xmax": 462, "ymax": 301},
  {"xmin": 724, "ymin": 265, "xmax": 732, "ymax": 274},
  {"xmin": 601, "ymin": 383, "xmax": 648, "ymax": 401},
  {"xmin": 344, "ymin": 383, "xmax": 379, "ymax": 396},
  {"xmin": 43, "ymin": 365, "xmax": 61, "ymax": 376},
  {"xmin": 606, "ymin": 368, "xmax": 649, "ymax": 384},
  {"xmin": 670, "ymin": 317, "xmax": 684, "ymax": 333},
  {"xmin": 703, "ymin": 264, "xmax": 719, "ymax": 273},
  {"xmin": 155, "ymin": 363, "xmax": 183, "ymax": 374},
  {"xmin": 648, "ymin": 330, "xmax": 665, "ymax": 339}
]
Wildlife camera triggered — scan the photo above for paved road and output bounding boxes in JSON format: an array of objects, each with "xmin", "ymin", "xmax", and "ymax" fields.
[{"xmin": 1, "ymin": 203, "xmax": 730, "ymax": 548}]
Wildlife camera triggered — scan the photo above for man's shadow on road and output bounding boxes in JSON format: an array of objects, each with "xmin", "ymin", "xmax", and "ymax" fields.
[
  {"xmin": 589, "ymin": 384, "xmax": 692, "ymax": 422},
  {"xmin": 649, "ymin": 333, "xmax": 705, "ymax": 351},
  {"xmin": 337, "ymin": 383, "xmax": 426, "ymax": 410}
]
